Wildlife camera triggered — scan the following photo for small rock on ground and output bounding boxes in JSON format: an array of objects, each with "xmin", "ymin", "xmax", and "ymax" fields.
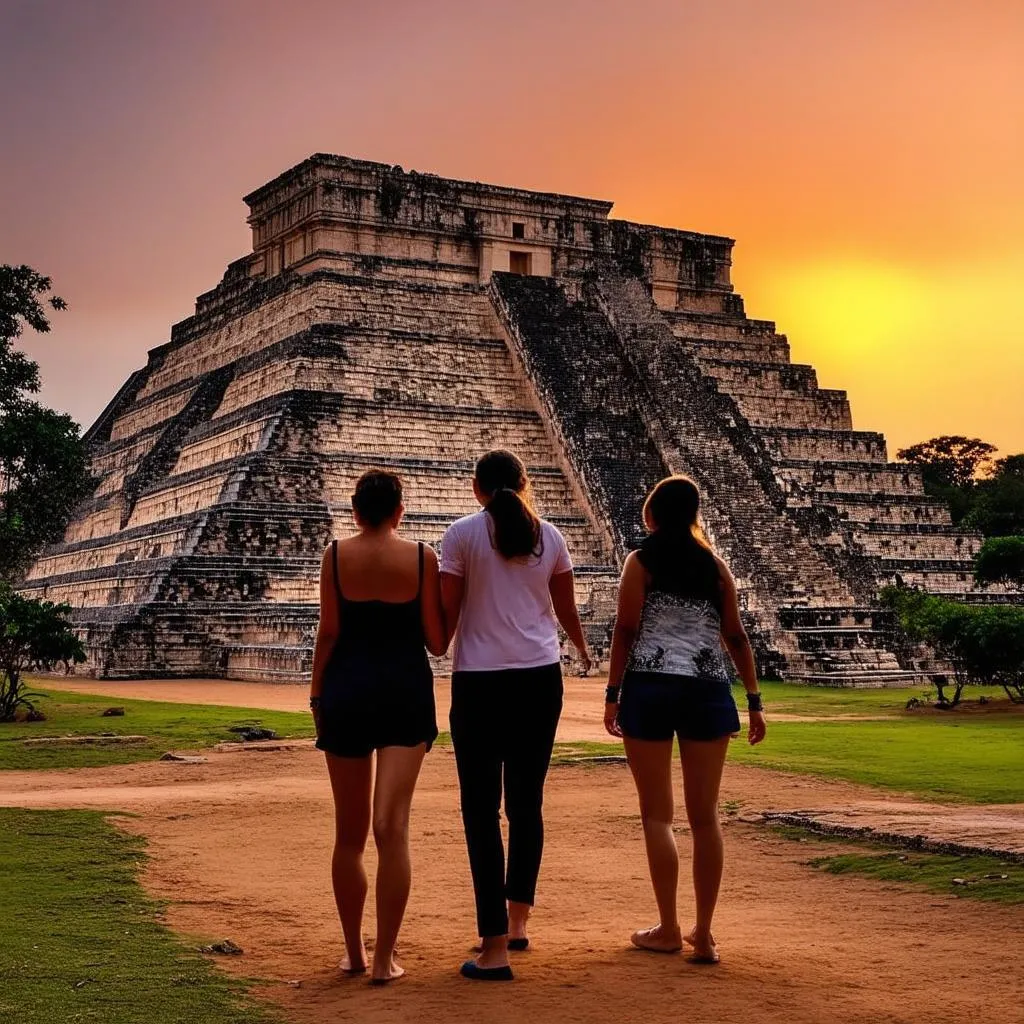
[
  {"xmin": 228, "ymin": 726, "xmax": 277, "ymax": 741},
  {"xmin": 199, "ymin": 939, "xmax": 243, "ymax": 955}
]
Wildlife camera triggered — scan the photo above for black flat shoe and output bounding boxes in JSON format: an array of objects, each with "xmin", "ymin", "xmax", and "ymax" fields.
[
  {"xmin": 460, "ymin": 960, "xmax": 514, "ymax": 981},
  {"xmin": 507, "ymin": 938, "xmax": 530, "ymax": 952}
]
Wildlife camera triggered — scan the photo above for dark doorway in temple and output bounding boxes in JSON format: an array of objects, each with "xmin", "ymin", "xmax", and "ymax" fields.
[{"xmin": 509, "ymin": 250, "xmax": 531, "ymax": 274}]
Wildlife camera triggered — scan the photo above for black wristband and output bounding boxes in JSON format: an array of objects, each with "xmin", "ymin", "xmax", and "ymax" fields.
[
  {"xmin": 746, "ymin": 691, "xmax": 764, "ymax": 713},
  {"xmin": 309, "ymin": 696, "xmax": 322, "ymax": 710},
  {"xmin": 605, "ymin": 684, "xmax": 621, "ymax": 703}
]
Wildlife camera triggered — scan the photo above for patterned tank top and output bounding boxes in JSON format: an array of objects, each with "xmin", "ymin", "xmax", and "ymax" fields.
[{"xmin": 626, "ymin": 533, "xmax": 734, "ymax": 684}]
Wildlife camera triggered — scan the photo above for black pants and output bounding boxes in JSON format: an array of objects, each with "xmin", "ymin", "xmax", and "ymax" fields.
[{"xmin": 449, "ymin": 663, "xmax": 563, "ymax": 938}]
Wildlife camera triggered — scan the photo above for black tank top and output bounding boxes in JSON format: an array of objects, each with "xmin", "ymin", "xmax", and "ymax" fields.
[{"xmin": 329, "ymin": 539, "xmax": 426, "ymax": 657}]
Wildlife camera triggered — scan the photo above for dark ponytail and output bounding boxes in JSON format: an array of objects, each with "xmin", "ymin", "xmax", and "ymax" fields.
[
  {"xmin": 639, "ymin": 475, "xmax": 722, "ymax": 607},
  {"xmin": 475, "ymin": 449, "xmax": 543, "ymax": 560}
]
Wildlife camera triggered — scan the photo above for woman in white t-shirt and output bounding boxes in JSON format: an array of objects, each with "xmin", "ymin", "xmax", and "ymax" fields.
[{"xmin": 440, "ymin": 449, "xmax": 592, "ymax": 981}]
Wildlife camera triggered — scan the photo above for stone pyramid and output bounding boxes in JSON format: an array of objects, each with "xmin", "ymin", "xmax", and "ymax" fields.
[{"xmin": 21, "ymin": 154, "xmax": 998, "ymax": 683}]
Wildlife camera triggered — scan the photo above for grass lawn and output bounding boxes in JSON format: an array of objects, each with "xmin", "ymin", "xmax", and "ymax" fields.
[
  {"xmin": 0, "ymin": 690, "xmax": 315, "ymax": 770},
  {"xmin": 810, "ymin": 847, "xmax": 1024, "ymax": 905},
  {"xmin": 0, "ymin": 807, "xmax": 278, "ymax": 1024},
  {"xmin": 762, "ymin": 825, "xmax": 1024, "ymax": 906},
  {"xmin": 553, "ymin": 682, "xmax": 1023, "ymax": 804}
]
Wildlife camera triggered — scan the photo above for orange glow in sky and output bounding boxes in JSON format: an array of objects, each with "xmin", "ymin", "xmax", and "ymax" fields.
[{"xmin": 2, "ymin": 0, "xmax": 1021, "ymax": 456}]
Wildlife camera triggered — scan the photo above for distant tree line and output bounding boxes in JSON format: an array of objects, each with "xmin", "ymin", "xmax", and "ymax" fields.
[
  {"xmin": 891, "ymin": 434, "xmax": 1024, "ymax": 707},
  {"xmin": 896, "ymin": 435, "xmax": 1024, "ymax": 537}
]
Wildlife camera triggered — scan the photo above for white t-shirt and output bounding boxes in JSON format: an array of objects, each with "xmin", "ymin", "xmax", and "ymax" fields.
[{"xmin": 440, "ymin": 510, "xmax": 573, "ymax": 672}]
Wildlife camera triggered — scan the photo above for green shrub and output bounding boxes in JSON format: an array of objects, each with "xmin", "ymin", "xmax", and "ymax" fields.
[
  {"xmin": 880, "ymin": 586, "xmax": 1024, "ymax": 705},
  {"xmin": 975, "ymin": 536, "xmax": 1024, "ymax": 589},
  {"xmin": 0, "ymin": 584, "xmax": 86, "ymax": 721}
]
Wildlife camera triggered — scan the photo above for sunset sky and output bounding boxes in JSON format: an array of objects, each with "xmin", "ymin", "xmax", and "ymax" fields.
[{"xmin": 2, "ymin": 0, "xmax": 1022, "ymax": 457}]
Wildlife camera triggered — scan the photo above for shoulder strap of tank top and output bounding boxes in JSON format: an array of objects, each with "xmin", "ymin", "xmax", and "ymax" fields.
[
  {"xmin": 331, "ymin": 539, "xmax": 344, "ymax": 612},
  {"xmin": 417, "ymin": 541, "xmax": 424, "ymax": 598}
]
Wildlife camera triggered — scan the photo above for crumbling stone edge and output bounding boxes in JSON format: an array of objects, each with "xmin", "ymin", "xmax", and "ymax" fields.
[{"xmin": 758, "ymin": 811, "xmax": 1024, "ymax": 864}]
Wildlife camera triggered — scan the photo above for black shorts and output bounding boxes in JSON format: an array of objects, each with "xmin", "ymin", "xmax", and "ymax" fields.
[
  {"xmin": 315, "ymin": 651, "xmax": 438, "ymax": 759},
  {"xmin": 618, "ymin": 671, "xmax": 740, "ymax": 743}
]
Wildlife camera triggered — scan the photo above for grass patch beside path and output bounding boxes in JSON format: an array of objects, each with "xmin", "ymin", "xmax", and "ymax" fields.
[
  {"xmin": 752, "ymin": 681, "xmax": 1007, "ymax": 717},
  {"xmin": 551, "ymin": 684, "xmax": 1023, "ymax": 803},
  {"xmin": 727, "ymin": 717, "xmax": 1023, "ymax": 803},
  {"xmin": 0, "ymin": 691, "xmax": 314, "ymax": 770},
  {"xmin": 811, "ymin": 848, "xmax": 1024, "ymax": 905},
  {"xmin": 0, "ymin": 808, "xmax": 278, "ymax": 1024}
]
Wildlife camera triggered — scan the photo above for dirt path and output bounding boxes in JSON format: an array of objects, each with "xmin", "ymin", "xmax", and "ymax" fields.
[{"xmin": 2, "ymin": 749, "xmax": 1021, "ymax": 1024}]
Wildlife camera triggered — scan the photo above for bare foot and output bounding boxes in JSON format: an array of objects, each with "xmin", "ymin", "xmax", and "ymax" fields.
[
  {"xmin": 339, "ymin": 951, "xmax": 368, "ymax": 974},
  {"xmin": 630, "ymin": 923, "xmax": 683, "ymax": 953},
  {"xmin": 683, "ymin": 928, "xmax": 719, "ymax": 963},
  {"xmin": 370, "ymin": 956, "xmax": 405, "ymax": 985}
]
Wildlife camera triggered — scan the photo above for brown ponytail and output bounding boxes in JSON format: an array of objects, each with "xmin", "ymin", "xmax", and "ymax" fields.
[{"xmin": 475, "ymin": 450, "xmax": 543, "ymax": 560}]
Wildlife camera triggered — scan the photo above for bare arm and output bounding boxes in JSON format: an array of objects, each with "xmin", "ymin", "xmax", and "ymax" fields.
[
  {"xmin": 548, "ymin": 570, "xmax": 592, "ymax": 672},
  {"xmin": 440, "ymin": 572, "xmax": 465, "ymax": 650},
  {"xmin": 603, "ymin": 553, "xmax": 646, "ymax": 736},
  {"xmin": 309, "ymin": 544, "xmax": 339, "ymax": 730},
  {"xmin": 716, "ymin": 557, "xmax": 766, "ymax": 745},
  {"xmin": 606, "ymin": 552, "xmax": 646, "ymax": 689},
  {"xmin": 420, "ymin": 545, "xmax": 448, "ymax": 656}
]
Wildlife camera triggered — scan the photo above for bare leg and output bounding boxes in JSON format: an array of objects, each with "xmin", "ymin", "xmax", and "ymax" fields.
[
  {"xmin": 370, "ymin": 743, "xmax": 427, "ymax": 982},
  {"xmin": 623, "ymin": 735, "xmax": 681, "ymax": 952},
  {"xmin": 325, "ymin": 752, "xmax": 373, "ymax": 972},
  {"xmin": 679, "ymin": 737, "xmax": 730, "ymax": 961},
  {"xmin": 507, "ymin": 900, "xmax": 530, "ymax": 942}
]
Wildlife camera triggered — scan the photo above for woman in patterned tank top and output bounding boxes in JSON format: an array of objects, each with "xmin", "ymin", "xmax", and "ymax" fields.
[{"xmin": 604, "ymin": 476, "xmax": 766, "ymax": 965}]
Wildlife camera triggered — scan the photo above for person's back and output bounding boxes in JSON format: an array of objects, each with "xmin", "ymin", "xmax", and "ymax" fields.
[
  {"xmin": 443, "ymin": 509, "xmax": 569, "ymax": 671},
  {"xmin": 331, "ymin": 532, "xmax": 427, "ymax": 662},
  {"xmin": 627, "ymin": 530, "xmax": 733, "ymax": 683},
  {"xmin": 308, "ymin": 470, "xmax": 447, "ymax": 985},
  {"xmin": 439, "ymin": 449, "xmax": 592, "ymax": 981},
  {"xmin": 604, "ymin": 475, "xmax": 766, "ymax": 966}
]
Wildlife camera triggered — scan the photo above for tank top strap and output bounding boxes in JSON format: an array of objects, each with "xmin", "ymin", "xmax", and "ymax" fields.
[
  {"xmin": 417, "ymin": 541, "xmax": 424, "ymax": 599},
  {"xmin": 331, "ymin": 539, "xmax": 344, "ymax": 611}
]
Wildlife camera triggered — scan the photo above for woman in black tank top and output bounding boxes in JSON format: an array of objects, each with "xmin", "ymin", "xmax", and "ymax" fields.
[{"xmin": 309, "ymin": 471, "xmax": 447, "ymax": 985}]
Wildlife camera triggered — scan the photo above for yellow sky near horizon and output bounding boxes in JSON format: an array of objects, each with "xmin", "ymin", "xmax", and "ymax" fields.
[{"xmin": 2, "ymin": 0, "xmax": 1022, "ymax": 458}]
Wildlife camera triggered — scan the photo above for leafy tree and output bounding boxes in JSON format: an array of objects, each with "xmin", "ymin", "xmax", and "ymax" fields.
[
  {"xmin": 0, "ymin": 265, "xmax": 92, "ymax": 583},
  {"xmin": 963, "ymin": 455, "xmax": 1024, "ymax": 537},
  {"xmin": 881, "ymin": 586, "xmax": 1024, "ymax": 705},
  {"xmin": 975, "ymin": 536, "xmax": 1024, "ymax": 589},
  {"xmin": 896, "ymin": 436, "xmax": 997, "ymax": 490},
  {"xmin": 0, "ymin": 584, "xmax": 86, "ymax": 721}
]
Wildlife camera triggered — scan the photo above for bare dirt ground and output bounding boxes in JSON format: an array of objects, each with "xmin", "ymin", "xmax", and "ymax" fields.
[{"xmin": 3, "ymin": 746, "xmax": 1022, "ymax": 1024}]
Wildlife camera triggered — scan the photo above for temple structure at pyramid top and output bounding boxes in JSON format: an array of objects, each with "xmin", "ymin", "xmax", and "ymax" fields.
[{"xmin": 21, "ymin": 153, "xmax": 1002, "ymax": 684}]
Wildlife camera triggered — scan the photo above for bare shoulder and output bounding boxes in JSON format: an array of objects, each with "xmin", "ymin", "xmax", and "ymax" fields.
[{"xmin": 713, "ymin": 553, "xmax": 734, "ymax": 581}]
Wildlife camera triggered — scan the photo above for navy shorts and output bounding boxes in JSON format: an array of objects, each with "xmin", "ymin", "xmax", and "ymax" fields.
[
  {"xmin": 618, "ymin": 671, "xmax": 741, "ymax": 742},
  {"xmin": 315, "ymin": 650, "xmax": 438, "ymax": 759}
]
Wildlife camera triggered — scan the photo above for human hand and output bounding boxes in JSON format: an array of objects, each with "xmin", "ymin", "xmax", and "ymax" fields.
[
  {"xmin": 579, "ymin": 647, "xmax": 593, "ymax": 676},
  {"xmin": 604, "ymin": 702, "xmax": 622, "ymax": 737},
  {"xmin": 748, "ymin": 710, "xmax": 766, "ymax": 745}
]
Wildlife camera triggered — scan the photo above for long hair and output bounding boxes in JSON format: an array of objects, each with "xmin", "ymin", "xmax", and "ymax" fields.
[
  {"xmin": 639, "ymin": 475, "xmax": 721, "ymax": 606},
  {"xmin": 475, "ymin": 449, "xmax": 543, "ymax": 560}
]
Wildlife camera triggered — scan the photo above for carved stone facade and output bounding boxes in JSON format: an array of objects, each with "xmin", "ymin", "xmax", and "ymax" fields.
[{"xmin": 21, "ymin": 154, "xmax": 1005, "ymax": 684}]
